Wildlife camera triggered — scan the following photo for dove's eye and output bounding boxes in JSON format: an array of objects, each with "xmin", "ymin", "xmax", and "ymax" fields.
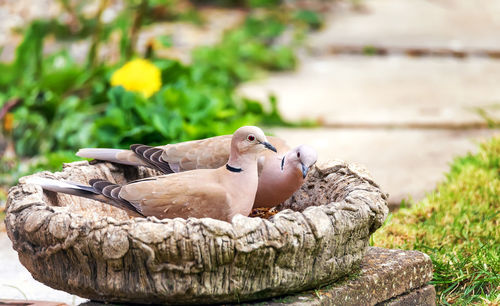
[
  {"xmin": 247, "ymin": 134, "xmax": 255, "ymax": 141},
  {"xmin": 297, "ymin": 152, "xmax": 301, "ymax": 158}
]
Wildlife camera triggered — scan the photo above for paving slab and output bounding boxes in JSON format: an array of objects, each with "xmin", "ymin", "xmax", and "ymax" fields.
[
  {"xmin": 240, "ymin": 55, "xmax": 500, "ymax": 127},
  {"xmin": 0, "ymin": 232, "xmax": 87, "ymax": 305},
  {"xmin": 382, "ymin": 285, "xmax": 436, "ymax": 306},
  {"xmin": 288, "ymin": 247, "xmax": 434, "ymax": 306},
  {"xmin": 268, "ymin": 127, "xmax": 499, "ymax": 207},
  {"xmin": 262, "ymin": 248, "xmax": 434, "ymax": 305},
  {"xmin": 309, "ymin": 0, "xmax": 500, "ymax": 52},
  {"xmin": 306, "ymin": 247, "xmax": 433, "ymax": 306}
]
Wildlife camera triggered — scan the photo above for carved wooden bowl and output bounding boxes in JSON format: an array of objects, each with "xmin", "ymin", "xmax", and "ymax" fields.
[{"xmin": 5, "ymin": 160, "xmax": 388, "ymax": 304}]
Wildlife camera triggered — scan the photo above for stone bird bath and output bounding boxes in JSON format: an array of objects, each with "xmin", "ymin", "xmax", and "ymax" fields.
[{"xmin": 5, "ymin": 160, "xmax": 388, "ymax": 304}]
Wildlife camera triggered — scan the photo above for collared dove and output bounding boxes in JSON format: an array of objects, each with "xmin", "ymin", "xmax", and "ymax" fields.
[
  {"xmin": 77, "ymin": 137, "xmax": 317, "ymax": 208},
  {"xmin": 27, "ymin": 126, "xmax": 277, "ymax": 222},
  {"xmin": 254, "ymin": 144, "xmax": 317, "ymax": 207}
]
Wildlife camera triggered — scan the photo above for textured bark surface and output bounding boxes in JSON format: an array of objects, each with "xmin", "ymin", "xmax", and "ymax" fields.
[{"xmin": 6, "ymin": 160, "xmax": 388, "ymax": 304}]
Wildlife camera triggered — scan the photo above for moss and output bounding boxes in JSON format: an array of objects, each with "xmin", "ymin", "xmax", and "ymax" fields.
[{"xmin": 373, "ymin": 136, "xmax": 500, "ymax": 304}]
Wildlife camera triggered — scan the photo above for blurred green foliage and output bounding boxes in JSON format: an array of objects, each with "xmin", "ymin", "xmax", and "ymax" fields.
[
  {"xmin": 0, "ymin": 0, "xmax": 322, "ymax": 187},
  {"xmin": 193, "ymin": 12, "xmax": 296, "ymax": 85},
  {"xmin": 191, "ymin": 0, "xmax": 281, "ymax": 8},
  {"xmin": 0, "ymin": 151, "xmax": 83, "ymax": 188}
]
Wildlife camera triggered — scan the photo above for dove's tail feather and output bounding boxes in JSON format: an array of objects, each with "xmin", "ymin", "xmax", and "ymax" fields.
[
  {"xmin": 26, "ymin": 177, "xmax": 100, "ymax": 197},
  {"xmin": 25, "ymin": 177, "xmax": 144, "ymax": 217},
  {"xmin": 76, "ymin": 148, "xmax": 146, "ymax": 167}
]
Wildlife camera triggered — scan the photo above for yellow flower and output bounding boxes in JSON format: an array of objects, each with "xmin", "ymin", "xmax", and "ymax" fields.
[
  {"xmin": 110, "ymin": 59, "xmax": 162, "ymax": 98},
  {"xmin": 3, "ymin": 113, "xmax": 14, "ymax": 132}
]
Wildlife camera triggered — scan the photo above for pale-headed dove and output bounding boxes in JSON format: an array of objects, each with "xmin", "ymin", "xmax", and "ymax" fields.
[
  {"xmin": 77, "ymin": 136, "xmax": 317, "ymax": 208},
  {"xmin": 27, "ymin": 126, "xmax": 277, "ymax": 222}
]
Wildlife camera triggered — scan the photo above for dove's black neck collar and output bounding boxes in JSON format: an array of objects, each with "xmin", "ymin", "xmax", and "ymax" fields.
[
  {"xmin": 281, "ymin": 156, "xmax": 285, "ymax": 171},
  {"xmin": 226, "ymin": 164, "xmax": 243, "ymax": 173}
]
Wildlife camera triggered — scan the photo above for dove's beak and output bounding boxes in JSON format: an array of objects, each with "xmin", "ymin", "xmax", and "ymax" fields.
[
  {"xmin": 261, "ymin": 141, "xmax": 277, "ymax": 153},
  {"xmin": 301, "ymin": 163, "xmax": 309, "ymax": 178}
]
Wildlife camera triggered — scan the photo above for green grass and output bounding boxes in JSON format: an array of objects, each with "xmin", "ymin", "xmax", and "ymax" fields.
[{"xmin": 372, "ymin": 136, "xmax": 500, "ymax": 305}]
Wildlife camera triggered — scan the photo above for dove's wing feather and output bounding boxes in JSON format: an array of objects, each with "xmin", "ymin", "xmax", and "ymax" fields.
[
  {"xmin": 159, "ymin": 135, "xmax": 232, "ymax": 172},
  {"xmin": 119, "ymin": 169, "xmax": 231, "ymax": 220}
]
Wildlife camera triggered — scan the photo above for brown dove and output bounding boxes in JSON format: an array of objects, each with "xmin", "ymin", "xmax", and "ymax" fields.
[
  {"xmin": 27, "ymin": 126, "xmax": 277, "ymax": 222},
  {"xmin": 77, "ymin": 137, "xmax": 317, "ymax": 208},
  {"xmin": 254, "ymin": 144, "xmax": 317, "ymax": 207}
]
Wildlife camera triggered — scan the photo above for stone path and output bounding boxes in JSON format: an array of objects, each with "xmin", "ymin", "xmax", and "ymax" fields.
[
  {"xmin": 240, "ymin": 0, "xmax": 500, "ymax": 207},
  {"xmin": 241, "ymin": 56, "xmax": 500, "ymax": 128},
  {"xmin": 309, "ymin": 0, "xmax": 500, "ymax": 52}
]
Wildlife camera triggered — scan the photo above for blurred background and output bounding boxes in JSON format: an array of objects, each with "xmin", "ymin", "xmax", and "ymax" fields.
[{"xmin": 0, "ymin": 0, "xmax": 499, "ymax": 303}]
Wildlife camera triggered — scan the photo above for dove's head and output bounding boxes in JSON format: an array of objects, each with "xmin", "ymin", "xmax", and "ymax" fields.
[
  {"xmin": 232, "ymin": 126, "xmax": 277, "ymax": 155},
  {"xmin": 284, "ymin": 145, "xmax": 318, "ymax": 178}
]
